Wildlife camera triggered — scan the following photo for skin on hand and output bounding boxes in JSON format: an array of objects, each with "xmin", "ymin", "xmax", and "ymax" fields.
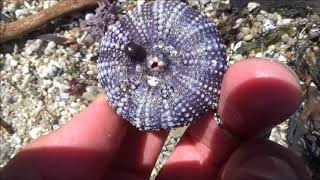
[{"xmin": 1, "ymin": 58, "xmax": 310, "ymax": 180}]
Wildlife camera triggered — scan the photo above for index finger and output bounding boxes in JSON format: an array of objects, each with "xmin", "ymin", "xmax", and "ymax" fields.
[
  {"xmin": 2, "ymin": 95, "xmax": 128, "ymax": 180},
  {"xmin": 182, "ymin": 58, "xmax": 301, "ymax": 164}
]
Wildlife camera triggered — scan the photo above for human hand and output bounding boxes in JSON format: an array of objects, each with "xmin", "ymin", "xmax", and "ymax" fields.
[{"xmin": 1, "ymin": 59, "xmax": 310, "ymax": 180}]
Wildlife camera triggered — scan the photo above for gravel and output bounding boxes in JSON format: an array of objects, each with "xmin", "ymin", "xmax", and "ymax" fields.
[{"xmin": 1, "ymin": 0, "xmax": 319, "ymax": 179}]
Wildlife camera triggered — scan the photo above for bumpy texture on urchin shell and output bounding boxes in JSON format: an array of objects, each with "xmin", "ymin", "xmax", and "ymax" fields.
[{"xmin": 97, "ymin": 0, "xmax": 227, "ymax": 131}]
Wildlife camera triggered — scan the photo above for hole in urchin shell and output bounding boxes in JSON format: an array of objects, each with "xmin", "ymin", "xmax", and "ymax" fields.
[
  {"xmin": 151, "ymin": 62, "xmax": 158, "ymax": 69},
  {"xmin": 147, "ymin": 56, "xmax": 167, "ymax": 72}
]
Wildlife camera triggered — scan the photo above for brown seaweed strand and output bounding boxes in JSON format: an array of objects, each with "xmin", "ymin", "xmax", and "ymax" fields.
[{"xmin": 0, "ymin": 0, "xmax": 98, "ymax": 43}]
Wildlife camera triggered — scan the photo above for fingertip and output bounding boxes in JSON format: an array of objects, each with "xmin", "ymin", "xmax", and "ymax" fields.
[
  {"xmin": 27, "ymin": 95, "xmax": 127, "ymax": 150},
  {"xmin": 3, "ymin": 95, "xmax": 129, "ymax": 180},
  {"xmin": 112, "ymin": 127, "xmax": 168, "ymax": 178},
  {"xmin": 219, "ymin": 140, "xmax": 311, "ymax": 180},
  {"xmin": 218, "ymin": 58, "xmax": 301, "ymax": 138}
]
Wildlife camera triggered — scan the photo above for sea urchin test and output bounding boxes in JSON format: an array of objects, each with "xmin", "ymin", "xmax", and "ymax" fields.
[{"xmin": 97, "ymin": 0, "xmax": 227, "ymax": 131}]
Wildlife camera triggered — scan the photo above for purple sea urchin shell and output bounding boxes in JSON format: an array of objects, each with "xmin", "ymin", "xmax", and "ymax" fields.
[{"xmin": 97, "ymin": 0, "xmax": 227, "ymax": 131}]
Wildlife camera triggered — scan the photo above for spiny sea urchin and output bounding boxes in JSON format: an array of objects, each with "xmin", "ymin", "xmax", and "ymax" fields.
[{"xmin": 97, "ymin": 0, "xmax": 227, "ymax": 131}]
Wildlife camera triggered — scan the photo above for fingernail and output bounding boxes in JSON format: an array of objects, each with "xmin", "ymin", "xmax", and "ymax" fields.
[{"xmin": 239, "ymin": 155, "xmax": 298, "ymax": 180}]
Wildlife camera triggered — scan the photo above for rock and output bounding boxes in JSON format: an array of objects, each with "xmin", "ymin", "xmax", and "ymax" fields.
[
  {"xmin": 21, "ymin": 65, "xmax": 30, "ymax": 75},
  {"xmin": 281, "ymin": 33, "xmax": 290, "ymax": 44},
  {"xmin": 85, "ymin": 13, "xmax": 95, "ymax": 21},
  {"xmin": 277, "ymin": 18, "xmax": 292, "ymax": 26},
  {"xmin": 241, "ymin": 27, "xmax": 251, "ymax": 35},
  {"xmin": 251, "ymin": 22, "xmax": 263, "ymax": 35},
  {"xmin": 137, "ymin": 0, "xmax": 145, "ymax": 6},
  {"xmin": 243, "ymin": 34, "xmax": 254, "ymax": 41},
  {"xmin": 233, "ymin": 41, "xmax": 244, "ymax": 52},
  {"xmin": 268, "ymin": 13, "xmax": 278, "ymax": 23},
  {"xmin": 7, "ymin": 3, "xmax": 16, "ymax": 13},
  {"xmin": 37, "ymin": 65, "xmax": 58, "ymax": 79},
  {"xmin": 3, "ymin": 95, "xmax": 16, "ymax": 104},
  {"xmin": 15, "ymin": 8, "xmax": 29, "ymax": 18},
  {"xmin": 262, "ymin": 19, "xmax": 276, "ymax": 32},
  {"xmin": 256, "ymin": 14, "xmax": 265, "ymax": 22},
  {"xmin": 80, "ymin": 33, "xmax": 95, "ymax": 47},
  {"xmin": 60, "ymin": 93, "xmax": 70, "ymax": 100},
  {"xmin": 9, "ymin": 59, "xmax": 18, "ymax": 67},
  {"xmin": 309, "ymin": 28, "xmax": 320, "ymax": 39},
  {"xmin": 42, "ymin": 79, "xmax": 53, "ymax": 89},
  {"xmin": 310, "ymin": 14, "xmax": 320, "ymax": 24},
  {"xmin": 277, "ymin": 54, "xmax": 287, "ymax": 62},
  {"xmin": 13, "ymin": 135, "xmax": 22, "ymax": 145},
  {"xmin": 200, "ymin": 0, "xmax": 210, "ymax": 5},
  {"xmin": 43, "ymin": 0, "xmax": 58, "ymax": 9},
  {"xmin": 44, "ymin": 41, "xmax": 57, "ymax": 55},
  {"xmin": 236, "ymin": 32, "xmax": 244, "ymax": 40},
  {"xmin": 29, "ymin": 127, "xmax": 41, "ymax": 139},
  {"xmin": 255, "ymin": 52, "xmax": 263, "ymax": 57},
  {"xmin": 86, "ymin": 85, "xmax": 98, "ymax": 95},
  {"xmin": 11, "ymin": 73, "xmax": 21, "ymax": 82},
  {"xmin": 52, "ymin": 79, "xmax": 69, "ymax": 91},
  {"xmin": 22, "ymin": 74, "xmax": 32, "ymax": 87},
  {"xmin": 26, "ymin": 39, "xmax": 43, "ymax": 55},
  {"xmin": 247, "ymin": 2, "xmax": 260, "ymax": 12}
]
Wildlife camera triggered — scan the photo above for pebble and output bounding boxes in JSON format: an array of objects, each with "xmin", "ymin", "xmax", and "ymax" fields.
[
  {"xmin": 256, "ymin": 14, "xmax": 265, "ymax": 22},
  {"xmin": 268, "ymin": 13, "xmax": 278, "ymax": 23},
  {"xmin": 86, "ymin": 86, "xmax": 99, "ymax": 95},
  {"xmin": 44, "ymin": 41, "xmax": 57, "ymax": 55},
  {"xmin": 281, "ymin": 33, "xmax": 290, "ymax": 44},
  {"xmin": 9, "ymin": 59, "xmax": 18, "ymax": 67},
  {"xmin": 233, "ymin": 54, "xmax": 244, "ymax": 61},
  {"xmin": 11, "ymin": 74, "xmax": 21, "ymax": 82},
  {"xmin": 200, "ymin": 0, "xmax": 210, "ymax": 5},
  {"xmin": 310, "ymin": 14, "xmax": 320, "ymax": 24},
  {"xmin": 255, "ymin": 52, "xmax": 263, "ymax": 57},
  {"xmin": 309, "ymin": 28, "xmax": 320, "ymax": 39},
  {"xmin": 263, "ymin": 19, "xmax": 276, "ymax": 32},
  {"xmin": 52, "ymin": 79, "xmax": 69, "ymax": 90},
  {"xmin": 21, "ymin": 65, "xmax": 30, "ymax": 75},
  {"xmin": 247, "ymin": 2, "xmax": 260, "ymax": 12},
  {"xmin": 22, "ymin": 74, "xmax": 32, "ymax": 86},
  {"xmin": 232, "ymin": 41, "xmax": 244, "ymax": 52},
  {"xmin": 37, "ymin": 65, "xmax": 58, "ymax": 79},
  {"xmin": 43, "ymin": 0, "xmax": 58, "ymax": 9},
  {"xmin": 42, "ymin": 79, "xmax": 53, "ymax": 89},
  {"xmin": 244, "ymin": 34, "xmax": 254, "ymax": 41},
  {"xmin": 29, "ymin": 128, "xmax": 41, "ymax": 139},
  {"xmin": 240, "ymin": 27, "xmax": 250, "ymax": 35},
  {"xmin": 137, "ymin": 0, "xmax": 145, "ymax": 6},
  {"xmin": 277, "ymin": 18, "xmax": 292, "ymax": 26},
  {"xmin": 80, "ymin": 33, "xmax": 95, "ymax": 47},
  {"xmin": 15, "ymin": 8, "xmax": 29, "ymax": 18},
  {"xmin": 60, "ymin": 93, "xmax": 70, "ymax": 100},
  {"xmin": 85, "ymin": 13, "xmax": 95, "ymax": 21},
  {"xmin": 13, "ymin": 136, "xmax": 22, "ymax": 145},
  {"xmin": 7, "ymin": 3, "xmax": 17, "ymax": 13},
  {"xmin": 3, "ymin": 95, "xmax": 16, "ymax": 104},
  {"xmin": 25, "ymin": 39, "xmax": 43, "ymax": 55}
]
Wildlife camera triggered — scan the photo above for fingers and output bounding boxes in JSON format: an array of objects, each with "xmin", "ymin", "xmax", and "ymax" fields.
[
  {"xmin": 157, "ymin": 136, "xmax": 221, "ymax": 180},
  {"xmin": 107, "ymin": 127, "xmax": 168, "ymax": 179},
  {"xmin": 218, "ymin": 59, "xmax": 301, "ymax": 139},
  {"xmin": 219, "ymin": 139, "xmax": 311, "ymax": 180},
  {"xmin": 2, "ymin": 96, "xmax": 128, "ymax": 180},
  {"xmin": 27, "ymin": 95, "xmax": 127, "ymax": 151},
  {"xmin": 158, "ymin": 58, "xmax": 302, "ymax": 179},
  {"xmin": 188, "ymin": 59, "xmax": 301, "ymax": 161}
]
